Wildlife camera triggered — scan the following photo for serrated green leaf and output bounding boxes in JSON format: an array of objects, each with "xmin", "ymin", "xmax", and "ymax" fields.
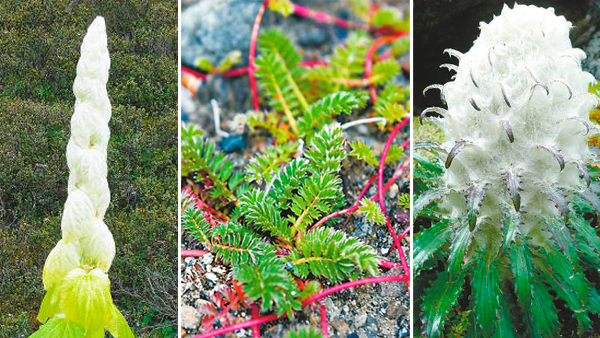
[
  {"xmin": 268, "ymin": 0, "xmax": 295, "ymax": 18},
  {"xmin": 348, "ymin": 140, "xmax": 378, "ymax": 167},
  {"xmin": 358, "ymin": 198, "xmax": 386, "ymax": 225},
  {"xmin": 529, "ymin": 282, "xmax": 559, "ymax": 338},
  {"xmin": 414, "ymin": 220, "xmax": 451, "ymax": 275},
  {"xmin": 422, "ymin": 270, "xmax": 465, "ymax": 337},
  {"xmin": 472, "ymin": 247, "xmax": 500, "ymax": 337},
  {"xmin": 286, "ymin": 326, "xmax": 323, "ymax": 338},
  {"xmin": 414, "ymin": 187, "xmax": 448, "ymax": 217},
  {"xmin": 511, "ymin": 238, "xmax": 534, "ymax": 307},
  {"xmin": 493, "ymin": 289, "xmax": 517, "ymax": 338},
  {"xmin": 447, "ymin": 223, "xmax": 471, "ymax": 277},
  {"xmin": 502, "ymin": 209, "xmax": 520, "ymax": 252}
]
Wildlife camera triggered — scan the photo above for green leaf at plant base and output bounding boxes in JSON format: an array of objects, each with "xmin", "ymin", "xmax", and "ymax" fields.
[
  {"xmin": 413, "ymin": 186, "xmax": 448, "ymax": 217},
  {"xmin": 59, "ymin": 268, "xmax": 114, "ymax": 332},
  {"xmin": 29, "ymin": 317, "xmax": 85, "ymax": 338},
  {"xmin": 422, "ymin": 270, "xmax": 466, "ymax": 337},
  {"xmin": 511, "ymin": 239, "xmax": 534, "ymax": 307},
  {"xmin": 569, "ymin": 214, "xmax": 600, "ymax": 266},
  {"xmin": 471, "ymin": 247, "xmax": 500, "ymax": 337},
  {"xmin": 446, "ymin": 223, "xmax": 471, "ymax": 277},
  {"xmin": 536, "ymin": 247, "xmax": 592, "ymax": 330},
  {"xmin": 493, "ymin": 290, "xmax": 517, "ymax": 338},
  {"xmin": 414, "ymin": 220, "xmax": 451, "ymax": 275},
  {"xmin": 529, "ymin": 282, "xmax": 559, "ymax": 338},
  {"xmin": 107, "ymin": 305, "xmax": 136, "ymax": 338}
]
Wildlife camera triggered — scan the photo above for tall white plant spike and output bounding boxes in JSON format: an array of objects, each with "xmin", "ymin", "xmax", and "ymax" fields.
[
  {"xmin": 427, "ymin": 4, "xmax": 599, "ymax": 245},
  {"xmin": 33, "ymin": 17, "xmax": 134, "ymax": 338}
]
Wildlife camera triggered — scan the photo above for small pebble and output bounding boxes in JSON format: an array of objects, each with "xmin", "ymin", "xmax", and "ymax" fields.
[
  {"xmin": 354, "ymin": 312, "xmax": 367, "ymax": 327},
  {"xmin": 331, "ymin": 319, "xmax": 350, "ymax": 337},
  {"xmin": 205, "ymin": 272, "xmax": 218, "ymax": 283},
  {"xmin": 181, "ymin": 305, "xmax": 200, "ymax": 329}
]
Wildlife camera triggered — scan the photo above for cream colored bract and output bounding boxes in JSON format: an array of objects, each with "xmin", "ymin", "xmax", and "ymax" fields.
[{"xmin": 32, "ymin": 17, "xmax": 134, "ymax": 338}]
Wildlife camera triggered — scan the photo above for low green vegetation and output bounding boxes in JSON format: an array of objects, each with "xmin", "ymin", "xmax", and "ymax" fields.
[{"xmin": 0, "ymin": 1, "xmax": 177, "ymax": 337}]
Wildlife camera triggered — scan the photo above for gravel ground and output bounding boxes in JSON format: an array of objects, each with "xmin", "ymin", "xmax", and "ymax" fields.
[{"xmin": 180, "ymin": 0, "xmax": 410, "ymax": 337}]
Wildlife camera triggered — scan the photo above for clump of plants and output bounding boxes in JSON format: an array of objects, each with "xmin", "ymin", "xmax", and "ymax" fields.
[
  {"xmin": 181, "ymin": 0, "xmax": 411, "ymax": 336},
  {"xmin": 183, "ymin": 125, "xmax": 380, "ymax": 317},
  {"xmin": 415, "ymin": 4, "xmax": 600, "ymax": 337},
  {"xmin": 31, "ymin": 17, "xmax": 134, "ymax": 337}
]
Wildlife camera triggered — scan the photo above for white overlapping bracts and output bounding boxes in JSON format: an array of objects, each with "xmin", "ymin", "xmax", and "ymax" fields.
[
  {"xmin": 33, "ymin": 17, "xmax": 134, "ymax": 337},
  {"xmin": 44, "ymin": 15, "xmax": 115, "ymax": 289},
  {"xmin": 424, "ymin": 4, "xmax": 599, "ymax": 244}
]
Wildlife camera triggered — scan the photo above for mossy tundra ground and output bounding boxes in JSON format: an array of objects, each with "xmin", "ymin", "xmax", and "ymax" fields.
[{"xmin": 0, "ymin": 1, "xmax": 178, "ymax": 337}]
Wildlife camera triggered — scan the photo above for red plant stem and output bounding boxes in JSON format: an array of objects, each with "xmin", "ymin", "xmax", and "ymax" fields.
[
  {"xmin": 349, "ymin": 174, "xmax": 377, "ymax": 212},
  {"xmin": 377, "ymin": 118, "xmax": 410, "ymax": 210},
  {"xmin": 399, "ymin": 225, "xmax": 411, "ymax": 242},
  {"xmin": 383, "ymin": 157, "xmax": 410, "ymax": 195},
  {"xmin": 389, "ymin": 225, "xmax": 411, "ymax": 253},
  {"xmin": 182, "ymin": 66, "xmax": 207, "ymax": 80},
  {"xmin": 378, "ymin": 118, "xmax": 410, "ymax": 275},
  {"xmin": 301, "ymin": 275, "xmax": 408, "ymax": 305},
  {"xmin": 216, "ymin": 296, "xmax": 240, "ymax": 320},
  {"xmin": 300, "ymin": 60, "xmax": 328, "ymax": 67},
  {"xmin": 192, "ymin": 313, "xmax": 281, "ymax": 338},
  {"xmin": 320, "ymin": 304, "xmax": 329, "ymax": 338},
  {"xmin": 380, "ymin": 259, "xmax": 401, "ymax": 269},
  {"xmin": 251, "ymin": 306, "xmax": 261, "ymax": 338},
  {"xmin": 365, "ymin": 35, "xmax": 403, "ymax": 104},
  {"xmin": 181, "ymin": 249, "xmax": 209, "ymax": 257},
  {"xmin": 191, "ymin": 276, "xmax": 408, "ymax": 338},
  {"xmin": 352, "ymin": 139, "xmax": 410, "ymax": 206},
  {"xmin": 309, "ymin": 205, "xmax": 361, "ymax": 231},
  {"xmin": 249, "ymin": 1, "xmax": 269, "ymax": 111},
  {"xmin": 182, "ymin": 60, "xmax": 328, "ymax": 82},
  {"xmin": 182, "ymin": 248, "xmax": 400, "ymax": 271},
  {"xmin": 292, "ymin": 3, "xmax": 369, "ymax": 30}
]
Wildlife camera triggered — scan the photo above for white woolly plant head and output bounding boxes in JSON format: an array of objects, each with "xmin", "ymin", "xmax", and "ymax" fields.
[
  {"xmin": 423, "ymin": 3, "xmax": 600, "ymax": 247},
  {"xmin": 33, "ymin": 17, "xmax": 134, "ymax": 337}
]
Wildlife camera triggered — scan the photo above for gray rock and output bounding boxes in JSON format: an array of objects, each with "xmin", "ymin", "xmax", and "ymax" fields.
[
  {"xmin": 354, "ymin": 312, "xmax": 367, "ymax": 327},
  {"xmin": 181, "ymin": 305, "xmax": 200, "ymax": 329},
  {"xmin": 181, "ymin": 0, "xmax": 262, "ymax": 66}
]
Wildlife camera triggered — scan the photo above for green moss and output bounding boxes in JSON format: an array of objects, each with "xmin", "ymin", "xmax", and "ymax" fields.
[{"xmin": 0, "ymin": 0, "xmax": 177, "ymax": 336}]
